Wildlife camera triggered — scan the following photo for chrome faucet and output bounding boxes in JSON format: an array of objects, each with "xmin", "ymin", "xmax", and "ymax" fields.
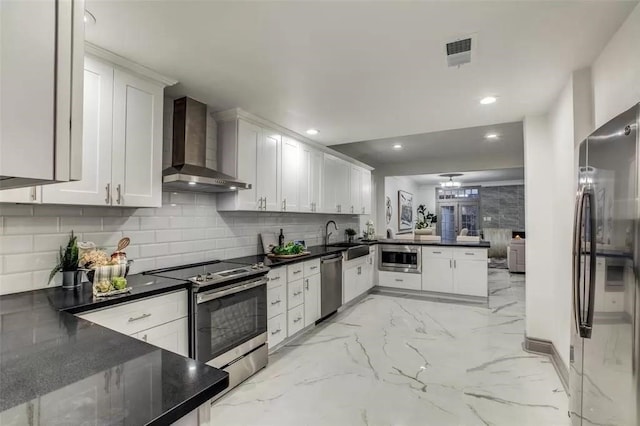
[{"xmin": 325, "ymin": 220, "xmax": 338, "ymax": 246}]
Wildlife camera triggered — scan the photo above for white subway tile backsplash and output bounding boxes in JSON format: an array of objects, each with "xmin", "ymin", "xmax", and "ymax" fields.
[
  {"xmin": 4, "ymin": 217, "xmax": 59, "ymax": 235},
  {"xmin": 0, "ymin": 191, "xmax": 358, "ymax": 294},
  {"xmin": 4, "ymin": 252, "xmax": 57, "ymax": 274},
  {"xmin": 0, "ymin": 235, "xmax": 33, "ymax": 255},
  {"xmin": 61, "ymin": 217, "xmax": 102, "ymax": 233},
  {"xmin": 103, "ymin": 217, "xmax": 140, "ymax": 232},
  {"xmin": 139, "ymin": 243, "xmax": 170, "ymax": 258}
]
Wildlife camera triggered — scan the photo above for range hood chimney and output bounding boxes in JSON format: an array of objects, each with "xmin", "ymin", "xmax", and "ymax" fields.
[{"xmin": 162, "ymin": 97, "xmax": 250, "ymax": 193}]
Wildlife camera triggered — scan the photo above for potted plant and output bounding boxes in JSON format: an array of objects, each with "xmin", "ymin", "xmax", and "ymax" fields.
[
  {"xmin": 49, "ymin": 231, "xmax": 80, "ymax": 289},
  {"xmin": 345, "ymin": 228, "xmax": 357, "ymax": 243}
]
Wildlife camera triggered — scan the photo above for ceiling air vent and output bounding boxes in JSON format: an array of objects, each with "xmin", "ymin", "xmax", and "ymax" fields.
[{"xmin": 446, "ymin": 37, "xmax": 473, "ymax": 67}]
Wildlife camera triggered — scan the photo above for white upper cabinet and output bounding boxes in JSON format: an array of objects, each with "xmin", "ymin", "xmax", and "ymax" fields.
[
  {"xmin": 111, "ymin": 68, "xmax": 164, "ymax": 207},
  {"xmin": 42, "ymin": 57, "xmax": 114, "ymax": 205},
  {"xmin": 258, "ymin": 131, "xmax": 281, "ymax": 211},
  {"xmin": 42, "ymin": 54, "xmax": 167, "ymax": 207},
  {"xmin": 323, "ymin": 154, "xmax": 350, "ymax": 213},
  {"xmin": 0, "ymin": 187, "xmax": 42, "ymax": 204},
  {"xmin": 280, "ymin": 137, "xmax": 299, "ymax": 212},
  {"xmin": 349, "ymin": 166, "xmax": 362, "ymax": 215},
  {"xmin": 0, "ymin": 0, "xmax": 83, "ymax": 189},
  {"xmin": 361, "ymin": 169, "xmax": 372, "ymax": 215},
  {"xmin": 299, "ymin": 144, "xmax": 323, "ymax": 213},
  {"xmin": 215, "ymin": 109, "xmax": 372, "ymax": 214}
]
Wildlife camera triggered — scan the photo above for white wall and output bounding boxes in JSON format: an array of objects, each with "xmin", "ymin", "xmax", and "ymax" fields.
[
  {"xmin": 415, "ymin": 185, "xmax": 437, "ymax": 215},
  {"xmin": 384, "ymin": 176, "xmax": 418, "ymax": 236},
  {"xmin": 592, "ymin": 3, "xmax": 640, "ymax": 128}
]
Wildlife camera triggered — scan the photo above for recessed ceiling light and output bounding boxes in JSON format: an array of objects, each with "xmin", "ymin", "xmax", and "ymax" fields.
[
  {"xmin": 485, "ymin": 133, "xmax": 498, "ymax": 139},
  {"xmin": 84, "ymin": 10, "xmax": 96, "ymax": 25},
  {"xmin": 306, "ymin": 129, "xmax": 319, "ymax": 136},
  {"xmin": 480, "ymin": 96, "xmax": 497, "ymax": 105},
  {"xmin": 188, "ymin": 181, "xmax": 196, "ymax": 185},
  {"xmin": 393, "ymin": 144, "xmax": 403, "ymax": 150}
]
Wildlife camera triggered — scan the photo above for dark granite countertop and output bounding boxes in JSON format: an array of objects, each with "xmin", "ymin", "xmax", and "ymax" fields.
[
  {"xmin": 376, "ymin": 238, "xmax": 491, "ymax": 248},
  {"xmin": 0, "ymin": 274, "xmax": 229, "ymax": 425}
]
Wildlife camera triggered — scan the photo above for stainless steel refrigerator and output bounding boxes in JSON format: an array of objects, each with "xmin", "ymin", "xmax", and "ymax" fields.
[{"xmin": 570, "ymin": 102, "xmax": 639, "ymax": 425}]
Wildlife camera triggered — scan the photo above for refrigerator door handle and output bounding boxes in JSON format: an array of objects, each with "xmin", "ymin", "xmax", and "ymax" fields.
[
  {"xmin": 572, "ymin": 187, "xmax": 585, "ymax": 335},
  {"xmin": 581, "ymin": 188, "xmax": 596, "ymax": 339}
]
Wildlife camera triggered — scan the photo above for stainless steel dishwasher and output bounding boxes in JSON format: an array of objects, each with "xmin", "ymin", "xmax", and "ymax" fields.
[{"xmin": 320, "ymin": 253, "xmax": 343, "ymax": 318}]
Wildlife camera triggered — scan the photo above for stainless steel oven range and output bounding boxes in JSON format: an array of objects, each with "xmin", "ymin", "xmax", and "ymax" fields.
[
  {"xmin": 378, "ymin": 245, "xmax": 422, "ymax": 273},
  {"xmin": 145, "ymin": 260, "xmax": 269, "ymax": 398}
]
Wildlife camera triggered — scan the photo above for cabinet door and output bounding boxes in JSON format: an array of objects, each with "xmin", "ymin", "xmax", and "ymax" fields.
[
  {"xmin": 268, "ymin": 313, "xmax": 286, "ymax": 348},
  {"xmin": 453, "ymin": 259, "xmax": 488, "ymax": 297},
  {"xmin": 298, "ymin": 144, "xmax": 313, "ymax": 212},
  {"xmin": 310, "ymin": 150, "xmax": 324, "ymax": 212},
  {"xmin": 322, "ymin": 154, "xmax": 338, "ymax": 213},
  {"xmin": 0, "ymin": 187, "xmax": 41, "ymax": 204},
  {"xmin": 343, "ymin": 265, "xmax": 360, "ymax": 304},
  {"xmin": 136, "ymin": 317, "xmax": 188, "ymax": 357},
  {"xmin": 361, "ymin": 169, "xmax": 372, "ymax": 214},
  {"xmin": 42, "ymin": 57, "xmax": 114, "ymax": 205},
  {"xmin": 235, "ymin": 119, "xmax": 261, "ymax": 210},
  {"xmin": 112, "ymin": 69, "xmax": 163, "ymax": 207},
  {"xmin": 280, "ymin": 136, "xmax": 299, "ymax": 212},
  {"xmin": 258, "ymin": 132, "xmax": 280, "ymax": 211},
  {"xmin": 422, "ymin": 257, "xmax": 454, "ymax": 293},
  {"xmin": 335, "ymin": 160, "xmax": 351, "ymax": 214},
  {"xmin": 349, "ymin": 166, "xmax": 361, "ymax": 215},
  {"xmin": 304, "ymin": 274, "xmax": 321, "ymax": 327}
]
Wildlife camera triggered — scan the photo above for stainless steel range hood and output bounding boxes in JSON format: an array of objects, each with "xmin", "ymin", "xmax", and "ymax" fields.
[{"xmin": 162, "ymin": 97, "xmax": 250, "ymax": 193}]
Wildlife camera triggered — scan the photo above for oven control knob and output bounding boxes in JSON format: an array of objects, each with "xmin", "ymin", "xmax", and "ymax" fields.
[
  {"xmin": 195, "ymin": 274, "xmax": 204, "ymax": 282},
  {"xmin": 205, "ymin": 272, "xmax": 214, "ymax": 279},
  {"xmin": 258, "ymin": 262, "xmax": 265, "ymax": 268},
  {"xmin": 251, "ymin": 264, "xmax": 259, "ymax": 269}
]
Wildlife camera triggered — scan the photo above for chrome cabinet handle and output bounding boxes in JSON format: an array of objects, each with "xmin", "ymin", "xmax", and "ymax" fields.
[
  {"xmin": 271, "ymin": 329, "xmax": 281, "ymax": 335},
  {"xmin": 433, "ymin": 251, "xmax": 442, "ymax": 254},
  {"xmin": 351, "ymin": 206, "xmax": 354, "ymax": 214},
  {"xmin": 454, "ymin": 260, "xmax": 457, "ymax": 268},
  {"xmin": 282, "ymin": 199, "xmax": 286, "ymax": 211},
  {"xmin": 31, "ymin": 187, "xmax": 37, "ymax": 201},
  {"xmin": 293, "ymin": 270, "xmax": 302, "ymax": 274},
  {"xmin": 310, "ymin": 266, "xmax": 318, "ymax": 270},
  {"xmin": 465, "ymin": 252, "xmax": 475, "ymax": 256},
  {"xmin": 270, "ymin": 299, "xmax": 281, "ymax": 305},
  {"xmin": 105, "ymin": 183, "xmax": 111, "ymax": 204},
  {"xmin": 305, "ymin": 279, "xmax": 309, "ymax": 290},
  {"xmin": 294, "ymin": 317, "xmax": 302, "ymax": 323},
  {"xmin": 128, "ymin": 313, "xmax": 151, "ymax": 323},
  {"xmin": 449, "ymin": 259, "xmax": 452, "ymax": 268},
  {"xmin": 270, "ymin": 276, "xmax": 281, "ymax": 281},
  {"xmin": 294, "ymin": 290, "xmax": 302, "ymax": 296},
  {"xmin": 258, "ymin": 198, "xmax": 263, "ymax": 210},
  {"xmin": 357, "ymin": 266, "xmax": 361, "ymax": 275},
  {"xmin": 264, "ymin": 197, "xmax": 267, "ymax": 210},
  {"xmin": 395, "ymin": 278, "xmax": 403, "ymax": 282},
  {"xmin": 116, "ymin": 184, "xmax": 122, "ymax": 205}
]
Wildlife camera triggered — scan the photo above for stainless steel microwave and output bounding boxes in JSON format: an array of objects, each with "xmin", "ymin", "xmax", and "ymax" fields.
[{"xmin": 378, "ymin": 245, "xmax": 422, "ymax": 273}]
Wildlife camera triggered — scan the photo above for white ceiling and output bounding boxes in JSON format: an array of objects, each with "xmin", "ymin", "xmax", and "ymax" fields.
[
  {"xmin": 85, "ymin": 1, "xmax": 636, "ymax": 145},
  {"xmin": 331, "ymin": 121, "xmax": 523, "ymax": 169},
  {"xmin": 409, "ymin": 167, "xmax": 525, "ymax": 186}
]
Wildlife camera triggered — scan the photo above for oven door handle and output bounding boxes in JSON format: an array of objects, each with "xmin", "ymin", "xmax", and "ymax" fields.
[{"xmin": 197, "ymin": 277, "xmax": 268, "ymax": 304}]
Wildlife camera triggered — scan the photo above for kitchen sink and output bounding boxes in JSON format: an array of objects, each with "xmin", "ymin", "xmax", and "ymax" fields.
[{"xmin": 326, "ymin": 242, "xmax": 363, "ymax": 248}]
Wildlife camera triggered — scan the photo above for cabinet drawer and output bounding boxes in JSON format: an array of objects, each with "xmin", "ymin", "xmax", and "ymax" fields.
[
  {"xmin": 77, "ymin": 290, "xmax": 187, "ymax": 336},
  {"xmin": 304, "ymin": 259, "xmax": 321, "ymax": 276},
  {"xmin": 268, "ymin": 313, "xmax": 287, "ymax": 347},
  {"xmin": 267, "ymin": 267, "xmax": 286, "ymax": 290},
  {"xmin": 134, "ymin": 317, "xmax": 188, "ymax": 357},
  {"xmin": 287, "ymin": 304, "xmax": 305, "ymax": 336},
  {"xmin": 378, "ymin": 271, "xmax": 421, "ymax": 290},
  {"xmin": 287, "ymin": 279, "xmax": 304, "ymax": 308},
  {"xmin": 422, "ymin": 247, "xmax": 453, "ymax": 259},
  {"xmin": 267, "ymin": 284, "xmax": 287, "ymax": 319},
  {"xmin": 287, "ymin": 263, "xmax": 304, "ymax": 281},
  {"xmin": 453, "ymin": 248, "xmax": 488, "ymax": 261}
]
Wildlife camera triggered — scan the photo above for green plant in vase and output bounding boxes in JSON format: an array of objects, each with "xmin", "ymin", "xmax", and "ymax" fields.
[
  {"xmin": 49, "ymin": 231, "xmax": 79, "ymax": 288},
  {"xmin": 345, "ymin": 228, "xmax": 357, "ymax": 243}
]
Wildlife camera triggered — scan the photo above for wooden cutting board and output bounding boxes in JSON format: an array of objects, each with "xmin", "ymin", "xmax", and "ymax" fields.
[{"xmin": 267, "ymin": 251, "xmax": 311, "ymax": 259}]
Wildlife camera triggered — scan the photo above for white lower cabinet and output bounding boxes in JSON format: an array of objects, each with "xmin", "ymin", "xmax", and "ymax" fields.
[
  {"xmin": 378, "ymin": 270, "xmax": 421, "ymax": 290},
  {"xmin": 76, "ymin": 290, "xmax": 189, "ymax": 356},
  {"xmin": 287, "ymin": 278, "xmax": 304, "ymax": 309},
  {"xmin": 343, "ymin": 257, "xmax": 374, "ymax": 304},
  {"xmin": 267, "ymin": 282, "xmax": 286, "ymax": 319},
  {"xmin": 134, "ymin": 317, "xmax": 188, "ymax": 357},
  {"xmin": 287, "ymin": 304, "xmax": 305, "ymax": 336},
  {"xmin": 421, "ymin": 247, "xmax": 488, "ymax": 297},
  {"xmin": 267, "ymin": 313, "xmax": 287, "ymax": 348},
  {"xmin": 303, "ymin": 273, "xmax": 321, "ymax": 327}
]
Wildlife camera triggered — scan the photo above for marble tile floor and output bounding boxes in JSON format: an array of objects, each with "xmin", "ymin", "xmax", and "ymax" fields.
[{"xmin": 211, "ymin": 270, "xmax": 569, "ymax": 426}]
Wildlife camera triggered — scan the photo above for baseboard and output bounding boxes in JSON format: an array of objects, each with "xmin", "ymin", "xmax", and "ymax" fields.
[
  {"xmin": 523, "ymin": 336, "xmax": 569, "ymax": 393},
  {"xmin": 372, "ymin": 286, "xmax": 488, "ymax": 307}
]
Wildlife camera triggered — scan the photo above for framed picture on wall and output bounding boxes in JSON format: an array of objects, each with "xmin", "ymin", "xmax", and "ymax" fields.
[{"xmin": 398, "ymin": 190, "xmax": 413, "ymax": 232}]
